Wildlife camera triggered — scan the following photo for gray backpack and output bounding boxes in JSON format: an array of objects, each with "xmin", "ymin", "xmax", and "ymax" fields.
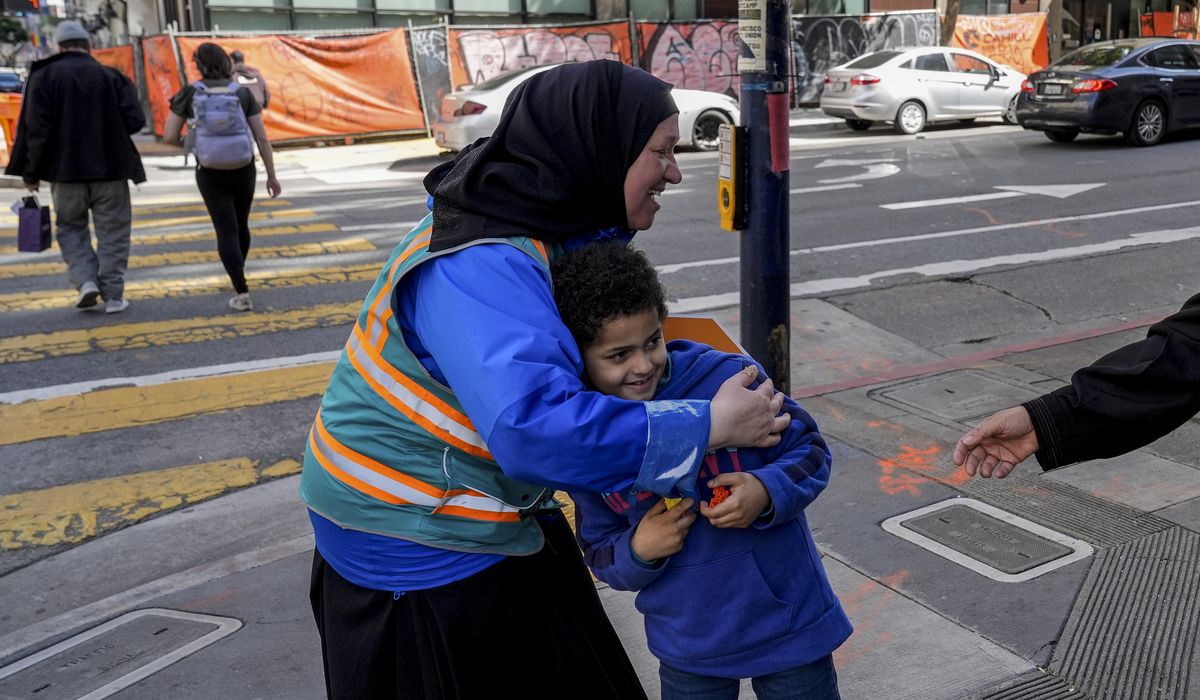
[{"xmin": 191, "ymin": 80, "xmax": 254, "ymax": 170}]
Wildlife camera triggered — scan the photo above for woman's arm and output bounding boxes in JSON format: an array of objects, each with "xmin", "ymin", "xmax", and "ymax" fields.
[
  {"xmin": 247, "ymin": 113, "xmax": 281, "ymax": 198},
  {"xmin": 162, "ymin": 111, "xmax": 185, "ymax": 147}
]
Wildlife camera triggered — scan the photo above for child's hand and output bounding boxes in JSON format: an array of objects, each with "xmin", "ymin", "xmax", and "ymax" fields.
[
  {"xmin": 631, "ymin": 498, "xmax": 696, "ymax": 561},
  {"xmin": 700, "ymin": 472, "xmax": 771, "ymax": 528}
]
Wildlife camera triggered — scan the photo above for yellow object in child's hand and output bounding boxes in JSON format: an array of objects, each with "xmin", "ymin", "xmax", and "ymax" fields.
[{"xmin": 663, "ymin": 497, "xmax": 682, "ymax": 510}]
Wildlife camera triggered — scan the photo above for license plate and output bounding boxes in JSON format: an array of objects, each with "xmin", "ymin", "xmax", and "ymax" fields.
[
  {"xmin": 835, "ymin": 81, "xmax": 847, "ymax": 92},
  {"xmin": 1042, "ymin": 83, "xmax": 1064, "ymax": 96}
]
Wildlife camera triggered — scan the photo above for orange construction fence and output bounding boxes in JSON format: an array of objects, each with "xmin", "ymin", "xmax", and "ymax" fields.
[
  {"xmin": 176, "ymin": 31, "xmax": 425, "ymax": 142},
  {"xmin": 951, "ymin": 13, "xmax": 1049, "ymax": 76},
  {"xmin": 93, "ymin": 45, "xmax": 136, "ymax": 84},
  {"xmin": 0, "ymin": 93, "xmax": 21, "ymax": 168}
]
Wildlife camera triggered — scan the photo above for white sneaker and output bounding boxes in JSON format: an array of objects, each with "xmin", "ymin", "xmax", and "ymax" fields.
[
  {"xmin": 228, "ymin": 293, "xmax": 253, "ymax": 311},
  {"xmin": 75, "ymin": 281, "xmax": 101, "ymax": 309},
  {"xmin": 105, "ymin": 298, "xmax": 130, "ymax": 314}
]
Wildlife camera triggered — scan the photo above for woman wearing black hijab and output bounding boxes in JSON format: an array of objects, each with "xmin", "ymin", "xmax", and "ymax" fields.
[{"xmin": 301, "ymin": 60, "xmax": 788, "ymax": 699}]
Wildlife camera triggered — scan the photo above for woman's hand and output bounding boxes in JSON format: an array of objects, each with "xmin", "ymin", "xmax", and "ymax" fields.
[
  {"xmin": 699, "ymin": 472, "xmax": 770, "ymax": 528},
  {"xmin": 630, "ymin": 498, "xmax": 696, "ymax": 562},
  {"xmin": 266, "ymin": 177, "xmax": 282, "ymax": 198},
  {"xmin": 708, "ymin": 366, "xmax": 788, "ymax": 450}
]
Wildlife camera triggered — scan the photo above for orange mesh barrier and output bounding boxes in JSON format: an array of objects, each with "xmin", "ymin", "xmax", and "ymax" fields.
[
  {"xmin": 176, "ymin": 31, "xmax": 424, "ymax": 142},
  {"xmin": 93, "ymin": 45, "xmax": 136, "ymax": 83},
  {"xmin": 142, "ymin": 35, "xmax": 182, "ymax": 137},
  {"xmin": 0, "ymin": 93, "xmax": 20, "ymax": 167}
]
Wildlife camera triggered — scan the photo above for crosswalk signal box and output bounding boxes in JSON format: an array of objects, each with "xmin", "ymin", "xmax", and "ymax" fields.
[{"xmin": 717, "ymin": 124, "xmax": 748, "ymax": 231}]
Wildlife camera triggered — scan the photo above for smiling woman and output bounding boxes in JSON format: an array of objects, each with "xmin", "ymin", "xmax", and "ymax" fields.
[{"xmin": 299, "ymin": 59, "xmax": 790, "ymax": 699}]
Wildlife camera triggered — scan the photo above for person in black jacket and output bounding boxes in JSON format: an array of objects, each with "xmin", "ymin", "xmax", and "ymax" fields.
[
  {"xmin": 5, "ymin": 20, "xmax": 146, "ymax": 315},
  {"xmin": 954, "ymin": 292, "xmax": 1200, "ymax": 477}
]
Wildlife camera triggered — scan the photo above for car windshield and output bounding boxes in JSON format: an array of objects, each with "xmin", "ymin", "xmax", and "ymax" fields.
[
  {"xmin": 845, "ymin": 51, "xmax": 900, "ymax": 69},
  {"xmin": 472, "ymin": 65, "xmax": 550, "ymax": 91},
  {"xmin": 1053, "ymin": 45, "xmax": 1134, "ymax": 69}
]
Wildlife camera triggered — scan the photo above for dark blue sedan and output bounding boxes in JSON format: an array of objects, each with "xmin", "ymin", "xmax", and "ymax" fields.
[{"xmin": 1016, "ymin": 38, "xmax": 1200, "ymax": 146}]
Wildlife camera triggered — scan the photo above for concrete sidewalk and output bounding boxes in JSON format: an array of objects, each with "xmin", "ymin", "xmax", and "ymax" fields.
[{"xmin": 3, "ymin": 292, "xmax": 1195, "ymax": 698}]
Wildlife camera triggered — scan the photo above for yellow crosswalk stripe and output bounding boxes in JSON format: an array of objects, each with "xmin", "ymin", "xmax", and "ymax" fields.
[
  {"xmin": 0, "ymin": 262, "xmax": 381, "ymax": 313},
  {"xmin": 0, "ymin": 302, "xmax": 359, "ymax": 363},
  {"xmin": 0, "ymin": 362, "xmax": 333, "ymax": 446},
  {"xmin": 0, "ymin": 222, "xmax": 338, "ymax": 253},
  {"xmin": 0, "ymin": 207, "xmax": 315, "ymax": 231},
  {"xmin": 134, "ymin": 199, "xmax": 291, "ymax": 216},
  {"xmin": 0, "ymin": 458, "xmax": 300, "ymax": 550},
  {"xmin": 0, "ymin": 238, "xmax": 376, "ymax": 279}
]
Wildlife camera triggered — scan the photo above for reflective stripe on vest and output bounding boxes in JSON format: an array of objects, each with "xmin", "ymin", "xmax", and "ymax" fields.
[{"xmin": 309, "ymin": 410, "xmax": 522, "ymax": 522}]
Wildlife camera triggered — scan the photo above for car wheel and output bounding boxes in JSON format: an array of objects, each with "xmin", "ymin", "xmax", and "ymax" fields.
[
  {"xmin": 691, "ymin": 109, "xmax": 731, "ymax": 151},
  {"xmin": 1044, "ymin": 129, "xmax": 1079, "ymax": 143},
  {"xmin": 846, "ymin": 119, "xmax": 871, "ymax": 131},
  {"xmin": 893, "ymin": 101, "xmax": 926, "ymax": 134},
  {"xmin": 1002, "ymin": 95, "xmax": 1020, "ymax": 124},
  {"xmin": 1125, "ymin": 100, "xmax": 1166, "ymax": 146}
]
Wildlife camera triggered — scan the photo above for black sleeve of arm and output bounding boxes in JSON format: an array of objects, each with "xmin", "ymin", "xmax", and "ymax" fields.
[
  {"xmin": 169, "ymin": 85, "xmax": 194, "ymax": 118},
  {"xmin": 116, "ymin": 73, "xmax": 145, "ymax": 134},
  {"xmin": 1025, "ymin": 293, "xmax": 1200, "ymax": 470},
  {"xmin": 238, "ymin": 87, "xmax": 262, "ymax": 117}
]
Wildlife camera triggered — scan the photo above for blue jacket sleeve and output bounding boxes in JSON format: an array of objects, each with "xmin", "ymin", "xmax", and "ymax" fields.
[
  {"xmin": 403, "ymin": 243, "xmax": 708, "ymax": 497},
  {"xmin": 749, "ymin": 390, "xmax": 832, "ymax": 530},
  {"xmin": 571, "ymin": 492, "xmax": 670, "ymax": 592}
]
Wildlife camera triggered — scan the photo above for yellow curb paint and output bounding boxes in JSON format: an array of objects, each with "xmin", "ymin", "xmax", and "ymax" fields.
[
  {"xmin": 0, "ymin": 302, "xmax": 359, "ymax": 363},
  {"xmin": 0, "ymin": 262, "xmax": 381, "ymax": 313},
  {"xmin": 0, "ymin": 238, "xmax": 376, "ymax": 279},
  {"xmin": 0, "ymin": 458, "xmax": 299, "ymax": 550},
  {"xmin": 261, "ymin": 459, "xmax": 302, "ymax": 478},
  {"xmin": 0, "ymin": 207, "xmax": 316, "ymax": 231},
  {"xmin": 135, "ymin": 199, "xmax": 291, "ymax": 215},
  {"xmin": 0, "ymin": 222, "xmax": 338, "ymax": 253},
  {"xmin": 0, "ymin": 362, "xmax": 334, "ymax": 447}
]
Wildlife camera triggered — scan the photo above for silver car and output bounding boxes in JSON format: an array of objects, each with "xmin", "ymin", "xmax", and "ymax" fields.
[
  {"xmin": 435, "ymin": 64, "xmax": 740, "ymax": 152},
  {"xmin": 819, "ymin": 47, "xmax": 1026, "ymax": 134}
]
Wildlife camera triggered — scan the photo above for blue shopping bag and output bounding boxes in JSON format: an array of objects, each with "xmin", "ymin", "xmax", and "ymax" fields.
[{"xmin": 17, "ymin": 195, "xmax": 51, "ymax": 253}]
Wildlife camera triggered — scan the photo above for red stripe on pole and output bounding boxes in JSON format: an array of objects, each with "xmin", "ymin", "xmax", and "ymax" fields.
[{"xmin": 767, "ymin": 92, "xmax": 789, "ymax": 174}]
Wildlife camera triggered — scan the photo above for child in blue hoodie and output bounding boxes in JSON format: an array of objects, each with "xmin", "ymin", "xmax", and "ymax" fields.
[{"xmin": 552, "ymin": 242, "xmax": 852, "ymax": 700}]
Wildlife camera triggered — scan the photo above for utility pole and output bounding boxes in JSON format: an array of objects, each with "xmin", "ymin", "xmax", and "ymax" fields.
[{"xmin": 737, "ymin": 0, "xmax": 791, "ymax": 392}]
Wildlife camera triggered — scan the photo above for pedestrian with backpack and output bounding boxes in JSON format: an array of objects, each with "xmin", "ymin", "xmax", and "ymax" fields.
[{"xmin": 163, "ymin": 43, "xmax": 281, "ymax": 312}]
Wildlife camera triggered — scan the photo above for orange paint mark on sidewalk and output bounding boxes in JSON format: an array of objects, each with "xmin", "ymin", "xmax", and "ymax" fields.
[
  {"xmin": 834, "ymin": 569, "xmax": 911, "ymax": 664},
  {"xmin": 878, "ymin": 444, "xmax": 941, "ymax": 496}
]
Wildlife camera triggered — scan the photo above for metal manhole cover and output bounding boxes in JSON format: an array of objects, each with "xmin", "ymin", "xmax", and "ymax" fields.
[
  {"xmin": 882, "ymin": 498, "xmax": 1094, "ymax": 582},
  {"xmin": 0, "ymin": 608, "xmax": 241, "ymax": 700}
]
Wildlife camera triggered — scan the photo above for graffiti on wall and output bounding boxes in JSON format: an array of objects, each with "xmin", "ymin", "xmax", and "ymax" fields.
[
  {"xmin": 448, "ymin": 22, "xmax": 632, "ymax": 90},
  {"xmin": 791, "ymin": 11, "xmax": 938, "ymax": 105},
  {"xmin": 951, "ymin": 13, "xmax": 1048, "ymax": 75},
  {"xmin": 637, "ymin": 21, "xmax": 740, "ymax": 97},
  {"xmin": 411, "ymin": 26, "xmax": 452, "ymax": 124}
]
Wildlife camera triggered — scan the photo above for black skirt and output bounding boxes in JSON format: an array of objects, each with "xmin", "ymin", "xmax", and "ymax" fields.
[{"xmin": 309, "ymin": 511, "xmax": 648, "ymax": 699}]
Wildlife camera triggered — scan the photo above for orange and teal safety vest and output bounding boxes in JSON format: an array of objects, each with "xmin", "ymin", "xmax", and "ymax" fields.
[{"xmin": 300, "ymin": 213, "xmax": 559, "ymax": 555}]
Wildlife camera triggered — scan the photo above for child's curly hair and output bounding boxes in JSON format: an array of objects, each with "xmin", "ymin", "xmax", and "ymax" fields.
[{"xmin": 551, "ymin": 242, "xmax": 668, "ymax": 350}]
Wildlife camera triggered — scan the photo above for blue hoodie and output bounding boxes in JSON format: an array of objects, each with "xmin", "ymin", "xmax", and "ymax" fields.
[{"xmin": 570, "ymin": 340, "xmax": 852, "ymax": 679}]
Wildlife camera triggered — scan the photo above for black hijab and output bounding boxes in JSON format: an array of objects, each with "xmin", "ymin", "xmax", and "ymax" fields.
[{"xmin": 423, "ymin": 60, "xmax": 678, "ymax": 252}]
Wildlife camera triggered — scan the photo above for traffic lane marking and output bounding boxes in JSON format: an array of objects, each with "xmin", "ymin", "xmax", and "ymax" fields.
[
  {"xmin": 0, "ymin": 458, "xmax": 300, "ymax": 550},
  {"xmin": 0, "ymin": 302, "xmax": 358, "ymax": 364},
  {"xmin": 0, "ymin": 238, "xmax": 377, "ymax": 279},
  {"xmin": 0, "ymin": 261, "xmax": 382, "ymax": 313},
  {"xmin": 0, "ymin": 222, "xmax": 339, "ymax": 256},
  {"xmin": 0, "ymin": 362, "xmax": 332, "ymax": 446}
]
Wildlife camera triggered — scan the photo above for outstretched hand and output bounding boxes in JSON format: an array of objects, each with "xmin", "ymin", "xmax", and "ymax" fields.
[
  {"xmin": 953, "ymin": 406, "xmax": 1039, "ymax": 479},
  {"xmin": 709, "ymin": 366, "xmax": 788, "ymax": 450}
]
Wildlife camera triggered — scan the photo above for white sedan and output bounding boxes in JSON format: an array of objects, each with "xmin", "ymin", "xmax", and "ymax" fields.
[
  {"xmin": 819, "ymin": 47, "xmax": 1026, "ymax": 134},
  {"xmin": 434, "ymin": 64, "xmax": 740, "ymax": 151}
]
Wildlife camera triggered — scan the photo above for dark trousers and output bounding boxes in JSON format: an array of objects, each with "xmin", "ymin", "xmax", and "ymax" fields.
[
  {"xmin": 309, "ymin": 512, "xmax": 647, "ymax": 700},
  {"xmin": 196, "ymin": 163, "xmax": 256, "ymax": 294}
]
